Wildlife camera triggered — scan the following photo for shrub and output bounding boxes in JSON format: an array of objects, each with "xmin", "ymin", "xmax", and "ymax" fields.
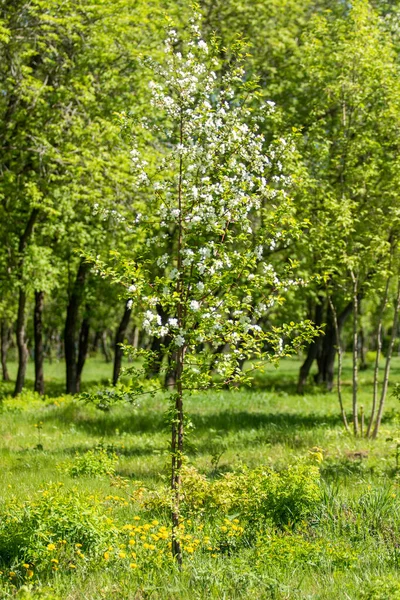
[
  {"xmin": 211, "ymin": 463, "xmax": 321, "ymax": 527},
  {"xmin": 0, "ymin": 484, "xmax": 118, "ymax": 584},
  {"xmin": 68, "ymin": 448, "xmax": 118, "ymax": 478},
  {"xmin": 140, "ymin": 462, "xmax": 321, "ymax": 528},
  {"xmin": 255, "ymin": 532, "xmax": 357, "ymax": 570}
]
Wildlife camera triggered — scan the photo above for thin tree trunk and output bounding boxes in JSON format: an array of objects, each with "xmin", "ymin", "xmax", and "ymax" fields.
[
  {"xmin": 298, "ymin": 300, "xmax": 324, "ymax": 393},
  {"xmin": 367, "ymin": 274, "xmax": 390, "ymax": 437},
  {"xmin": 171, "ymin": 111, "xmax": 184, "ymax": 567},
  {"xmin": 14, "ymin": 289, "xmax": 28, "ymax": 396},
  {"xmin": 171, "ymin": 346, "xmax": 184, "ymax": 566},
  {"xmin": 101, "ymin": 331, "xmax": 112, "ymax": 363},
  {"xmin": 76, "ymin": 309, "xmax": 90, "ymax": 394},
  {"xmin": 14, "ymin": 208, "xmax": 40, "ymax": 396},
  {"xmin": 328, "ymin": 296, "xmax": 350, "ymax": 432},
  {"xmin": 315, "ymin": 300, "xmax": 353, "ymax": 391},
  {"xmin": 0, "ymin": 320, "xmax": 10, "ymax": 382},
  {"xmin": 359, "ymin": 327, "xmax": 367, "ymax": 371},
  {"xmin": 34, "ymin": 290, "xmax": 45, "ymax": 395},
  {"xmin": 372, "ymin": 277, "xmax": 400, "ymax": 439},
  {"xmin": 64, "ymin": 260, "xmax": 89, "ymax": 394},
  {"xmin": 113, "ymin": 300, "xmax": 132, "ymax": 385},
  {"xmin": 350, "ymin": 271, "xmax": 359, "ymax": 436},
  {"xmin": 132, "ymin": 326, "xmax": 139, "ymax": 349},
  {"xmin": 91, "ymin": 330, "xmax": 101, "ymax": 354}
]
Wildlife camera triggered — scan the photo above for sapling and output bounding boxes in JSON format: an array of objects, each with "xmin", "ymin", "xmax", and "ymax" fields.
[{"xmin": 108, "ymin": 16, "xmax": 316, "ymax": 563}]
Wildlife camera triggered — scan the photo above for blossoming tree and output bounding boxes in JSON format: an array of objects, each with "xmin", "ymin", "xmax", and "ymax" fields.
[{"xmin": 116, "ymin": 18, "xmax": 316, "ymax": 563}]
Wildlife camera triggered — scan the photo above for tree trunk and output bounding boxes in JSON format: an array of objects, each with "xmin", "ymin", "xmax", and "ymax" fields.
[
  {"xmin": 13, "ymin": 208, "xmax": 40, "ymax": 396},
  {"xmin": 91, "ymin": 330, "xmax": 101, "ymax": 354},
  {"xmin": 0, "ymin": 320, "xmax": 10, "ymax": 382},
  {"xmin": 76, "ymin": 309, "xmax": 90, "ymax": 393},
  {"xmin": 14, "ymin": 289, "xmax": 28, "ymax": 396},
  {"xmin": 113, "ymin": 300, "xmax": 132, "ymax": 385},
  {"xmin": 315, "ymin": 300, "xmax": 353, "ymax": 391},
  {"xmin": 34, "ymin": 290, "xmax": 45, "ymax": 395},
  {"xmin": 64, "ymin": 260, "xmax": 89, "ymax": 395},
  {"xmin": 298, "ymin": 300, "xmax": 324, "ymax": 393},
  {"xmin": 359, "ymin": 327, "xmax": 367, "ymax": 371},
  {"xmin": 328, "ymin": 296, "xmax": 350, "ymax": 432},
  {"xmin": 351, "ymin": 271, "xmax": 359, "ymax": 436},
  {"xmin": 171, "ymin": 346, "xmax": 185, "ymax": 567},
  {"xmin": 367, "ymin": 273, "xmax": 391, "ymax": 437},
  {"xmin": 372, "ymin": 277, "xmax": 400, "ymax": 439},
  {"xmin": 101, "ymin": 331, "xmax": 112, "ymax": 363}
]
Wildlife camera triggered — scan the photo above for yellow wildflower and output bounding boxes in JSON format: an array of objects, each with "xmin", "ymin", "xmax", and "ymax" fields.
[{"xmin": 47, "ymin": 544, "xmax": 56, "ymax": 551}]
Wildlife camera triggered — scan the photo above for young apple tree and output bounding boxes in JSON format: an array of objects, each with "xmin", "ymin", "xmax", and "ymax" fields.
[{"xmin": 109, "ymin": 18, "xmax": 316, "ymax": 563}]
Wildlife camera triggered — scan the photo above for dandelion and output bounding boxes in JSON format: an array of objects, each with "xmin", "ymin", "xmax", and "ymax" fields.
[
  {"xmin": 130, "ymin": 563, "xmax": 138, "ymax": 569},
  {"xmin": 27, "ymin": 570, "xmax": 34, "ymax": 578},
  {"xmin": 47, "ymin": 543, "xmax": 56, "ymax": 551}
]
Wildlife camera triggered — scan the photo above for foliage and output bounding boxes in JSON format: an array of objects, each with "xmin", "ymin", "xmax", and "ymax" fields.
[
  {"xmin": 140, "ymin": 462, "xmax": 321, "ymax": 528},
  {"xmin": 67, "ymin": 448, "xmax": 118, "ymax": 478},
  {"xmin": 0, "ymin": 485, "xmax": 119, "ymax": 583}
]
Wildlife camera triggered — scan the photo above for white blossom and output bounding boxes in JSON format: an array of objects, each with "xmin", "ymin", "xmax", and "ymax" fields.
[{"xmin": 174, "ymin": 334, "xmax": 185, "ymax": 347}]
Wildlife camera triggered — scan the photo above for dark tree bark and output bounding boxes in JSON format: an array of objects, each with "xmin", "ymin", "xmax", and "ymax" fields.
[
  {"xmin": 297, "ymin": 300, "xmax": 324, "ymax": 393},
  {"xmin": 34, "ymin": 290, "xmax": 45, "ymax": 395},
  {"xmin": 91, "ymin": 330, "xmax": 101, "ymax": 353},
  {"xmin": 113, "ymin": 300, "xmax": 132, "ymax": 385},
  {"xmin": 298, "ymin": 299, "xmax": 353, "ymax": 393},
  {"xmin": 1, "ymin": 320, "xmax": 10, "ymax": 382},
  {"xmin": 101, "ymin": 331, "xmax": 112, "ymax": 363},
  {"xmin": 64, "ymin": 260, "xmax": 89, "ymax": 394},
  {"xmin": 149, "ymin": 334, "xmax": 165, "ymax": 378},
  {"xmin": 14, "ymin": 289, "xmax": 28, "ymax": 396},
  {"xmin": 359, "ymin": 327, "xmax": 367, "ymax": 370},
  {"xmin": 316, "ymin": 301, "xmax": 353, "ymax": 391},
  {"xmin": 13, "ymin": 208, "xmax": 40, "ymax": 396},
  {"xmin": 76, "ymin": 308, "xmax": 90, "ymax": 393}
]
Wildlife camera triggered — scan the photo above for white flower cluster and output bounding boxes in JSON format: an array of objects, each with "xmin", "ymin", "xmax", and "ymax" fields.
[{"xmin": 128, "ymin": 17, "xmax": 300, "ymax": 361}]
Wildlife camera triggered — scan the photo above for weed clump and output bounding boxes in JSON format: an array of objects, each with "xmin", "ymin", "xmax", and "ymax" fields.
[
  {"xmin": 68, "ymin": 448, "xmax": 118, "ymax": 478},
  {"xmin": 140, "ymin": 462, "xmax": 321, "ymax": 528},
  {"xmin": 0, "ymin": 484, "xmax": 118, "ymax": 584}
]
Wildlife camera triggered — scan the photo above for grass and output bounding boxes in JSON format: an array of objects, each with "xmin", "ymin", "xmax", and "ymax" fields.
[{"xmin": 1, "ymin": 354, "xmax": 400, "ymax": 598}]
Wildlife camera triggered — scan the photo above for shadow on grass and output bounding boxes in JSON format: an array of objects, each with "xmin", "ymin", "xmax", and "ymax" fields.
[
  {"xmin": 40, "ymin": 402, "xmax": 343, "ymax": 437},
  {"xmin": 0, "ymin": 378, "xmax": 110, "ymax": 400}
]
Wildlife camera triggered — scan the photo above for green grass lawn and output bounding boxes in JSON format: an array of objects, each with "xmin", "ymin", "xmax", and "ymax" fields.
[{"xmin": 1, "ymin": 355, "xmax": 400, "ymax": 599}]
